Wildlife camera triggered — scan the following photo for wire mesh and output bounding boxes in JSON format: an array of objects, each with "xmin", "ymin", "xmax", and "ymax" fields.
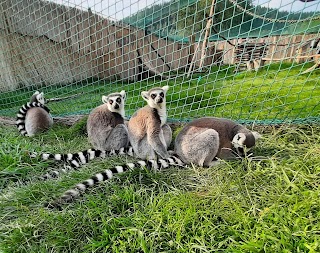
[{"xmin": 0, "ymin": 0, "xmax": 319, "ymax": 124}]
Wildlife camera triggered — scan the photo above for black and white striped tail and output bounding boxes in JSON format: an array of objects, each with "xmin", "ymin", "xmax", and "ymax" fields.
[
  {"xmin": 44, "ymin": 155, "xmax": 186, "ymax": 209},
  {"xmin": 40, "ymin": 147, "xmax": 135, "ymax": 180},
  {"xmin": 16, "ymin": 102, "xmax": 50, "ymax": 136},
  {"xmin": 42, "ymin": 146, "xmax": 135, "ymax": 168}
]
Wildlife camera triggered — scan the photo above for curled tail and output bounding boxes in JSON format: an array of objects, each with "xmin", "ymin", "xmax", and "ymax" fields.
[
  {"xmin": 40, "ymin": 147, "xmax": 135, "ymax": 180},
  {"xmin": 45, "ymin": 155, "xmax": 186, "ymax": 209},
  {"xmin": 16, "ymin": 102, "xmax": 50, "ymax": 136}
]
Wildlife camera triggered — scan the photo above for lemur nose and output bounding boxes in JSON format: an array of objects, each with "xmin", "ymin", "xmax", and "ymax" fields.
[{"xmin": 114, "ymin": 104, "xmax": 119, "ymax": 109}]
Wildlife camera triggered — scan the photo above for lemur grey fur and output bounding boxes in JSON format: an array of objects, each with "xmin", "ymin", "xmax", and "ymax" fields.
[
  {"xmin": 87, "ymin": 90, "xmax": 129, "ymax": 151},
  {"xmin": 174, "ymin": 117, "xmax": 261, "ymax": 167},
  {"xmin": 45, "ymin": 155, "xmax": 185, "ymax": 209},
  {"xmin": 16, "ymin": 91, "xmax": 53, "ymax": 137},
  {"xmin": 40, "ymin": 91, "xmax": 129, "ymax": 178},
  {"xmin": 128, "ymin": 85, "xmax": 172, "ymax": 160}
]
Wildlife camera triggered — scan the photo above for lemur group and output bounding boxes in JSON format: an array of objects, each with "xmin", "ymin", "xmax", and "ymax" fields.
[{"xmin": 16, "ymin": 86, "xmax": 261, "ymax": 209}]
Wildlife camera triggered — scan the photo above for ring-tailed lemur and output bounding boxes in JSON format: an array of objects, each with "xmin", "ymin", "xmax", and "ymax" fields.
[
  {"xmin": 40, "ymin": 91, "xmax": 129, "ymax": 178},
  {"xmin": 87, "ymin": 90, "xmax": 129, "ymax": 151},
  {"xmin": 45, "ymin": 86, "xmax": 185, "ymax": 208},
  {"xmin": 16, "ymin": 91, "xmax": 53, "ymax": 137},
  {"xmin": 128, "ymin": 85, "xmax": 172, "ymax": 160},
  {"xmin": 174, "ymin": 117, "xmax": 261, "ymax": 167}
]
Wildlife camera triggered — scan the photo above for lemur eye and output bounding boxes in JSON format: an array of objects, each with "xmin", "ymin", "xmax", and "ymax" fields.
[
  {"xmin": 116, "ymin": 97, "xmax": 121, "ymax": 103},
  {"xmin": 109, "ymin": 100, "xmax": 113, "ymax": 104},
  {"xmin": 151, "ymin": 94, "xmax": 156, "ymax": 99},
  {"xmin": 159, "ymin": 92, "xmax": 164, "ymax": 97},
  {"xmin": 237, "ymin": 135, "xmax": 241, "ymax": 141}
]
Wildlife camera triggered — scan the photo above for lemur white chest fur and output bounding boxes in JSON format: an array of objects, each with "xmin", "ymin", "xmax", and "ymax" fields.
[
  {"xmin": 156, "ymin": 106, "xmax": 167, "ymax": 126},
  {"xmin": 16, "ymin": 91, "xmax": 52, "ymax": 136},
  {"xmin": 146, "ymin": 101, "xmax": 167, "ymax": 126}
]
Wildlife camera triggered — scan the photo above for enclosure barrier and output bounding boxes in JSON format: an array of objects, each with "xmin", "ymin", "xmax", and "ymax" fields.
[{"xmin": 0, "ymin": 0, "xmax": 319, "ymax": 124}]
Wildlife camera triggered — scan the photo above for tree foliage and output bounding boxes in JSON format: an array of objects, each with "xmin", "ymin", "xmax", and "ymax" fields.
[{"xmin": 122, "ymin": 0, "xmax": 320, "ymax": 39}]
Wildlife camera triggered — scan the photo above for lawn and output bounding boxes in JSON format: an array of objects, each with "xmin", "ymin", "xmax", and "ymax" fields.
[
  {"xmin": 0, "ymin": 120, "xmax": 320, "ymax": 252},
  {"xmin": 0, "ymin": 62, "xmax": 319, "ymax": 123},
  {"xmin": 0, "ymin": 61, "xmax": 320, "ymax": 252}
]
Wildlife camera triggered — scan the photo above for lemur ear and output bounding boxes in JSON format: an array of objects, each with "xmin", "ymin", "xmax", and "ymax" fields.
[
  {"xmin": 120, "ymin": 90, "xmax": 126, "ymax": 99},
  {"xmin": 141, "ymin": 91, "xmax": 149, "ymax": 101},
  {"xmin": 102, "ymin": 96, "xmax": 108, "ymax": 104},
  {"xmin": 33, "ymin": 91, "xmax": 40, "ymax": 95},
  {"xmin": 36, "ymin": 93, "xmax": 43, "ymax": 101},
  {"xmin": 162, "ymin": 85, "xmax": 169, "ymax": 93},
  {"xmin": 252, "ymin": 131, "xmax": 261, "ymax": 140}
]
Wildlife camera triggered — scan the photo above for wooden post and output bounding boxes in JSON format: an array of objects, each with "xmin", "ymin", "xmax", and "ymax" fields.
[
  {"xmin": 187, "ymin": 31, "xmax": 204, "ymax": 78},
  {"xmin": 186, "ymin": 0, "xmax": 216, "ymax": 77},
  {"xmin": 188, "ymin": 35, "xmax": 196, "ymax": 64},
  {"xmin": 296, "ymin": 47, "xmax": 303, "ymax": 64},
  {"xmin": 198, "ymin": 0, "xmax": 216, "ymax": 70},
  {"xmin": 301, "ymin": 59, "xmax": 320, "ymax": 74}
]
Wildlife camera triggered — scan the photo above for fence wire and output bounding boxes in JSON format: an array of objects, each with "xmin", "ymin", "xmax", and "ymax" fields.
[{"xmin": 0, "ymin": 0, "xmax": 319, "ymax": 124}]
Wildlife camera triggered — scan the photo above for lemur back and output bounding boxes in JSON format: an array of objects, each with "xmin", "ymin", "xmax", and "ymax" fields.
[
  {"xmin": 16, "ymin": 91, "xmax": 53, "ymax": 137},
  {"xmin": 128, "ymin": 85, "xmax": 172, "ymax": 160},
  {"xmin": 174, "ymin": 117, "xmax": 261, "ymax": 167}
]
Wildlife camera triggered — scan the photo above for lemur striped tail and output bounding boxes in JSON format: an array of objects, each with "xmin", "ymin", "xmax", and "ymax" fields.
[
  {"xmin": 16, "ymin": 102, "xmax": 50, "ymax": 136},
  {"xmin": 42, "ymin": 146, "xmax": 135, "ymax": 168},
  {"xmin": 40, "ymin": 147, "xmax": 135, "ymax": 180},
  {"xmin": 44, "ymin": 155, "xmax": 186, "ymax": 210}
]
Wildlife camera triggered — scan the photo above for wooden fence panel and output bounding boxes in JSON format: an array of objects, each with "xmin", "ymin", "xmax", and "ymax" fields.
[
  {"xmin": 0, "ymin": 0, "xmax": 318, "ymax": 92},
  {"xmin": 0, "ymin": 31, "xmax": 17, "ymax": 91},
  {"xmin": 211, "ymin": 34, "xmax": 319, "ymax": 65}
]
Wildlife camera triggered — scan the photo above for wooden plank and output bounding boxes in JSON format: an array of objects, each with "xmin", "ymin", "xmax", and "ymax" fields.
[{"xmin": 0, "ymin": 31, "xmax": 17, "ymax": 91}]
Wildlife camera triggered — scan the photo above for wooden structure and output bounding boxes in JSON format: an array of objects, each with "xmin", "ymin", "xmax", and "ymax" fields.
[
  {"xmin": 0, "ymin": 0, "xmax": 191, "ymax": 91},
  {"xmin": 234, "ymin": 41, "xmax": 268, "ymax": 71},
  {"xmin": 185, "ymin": 34, "xmax": 320, "ymax": 74},
  {"xmin": 212, "ymin": 34, "xmax": 320, "ymax": 65},
  {"xmin": 0, "ymin": 0, "xmax": 319, "ymax": 91},
  {"xmin": 297, "ymin": 38, "xmax": 320, "ymax": 74}
]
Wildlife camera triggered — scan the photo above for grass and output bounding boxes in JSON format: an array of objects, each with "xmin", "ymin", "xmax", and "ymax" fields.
[
  {"xmin": 0, "ymin": 62, "xmax": 319, "ymax": 123},
  {"xmin": 1, "ymin": 121, "xmax": 320, "ymax": 252}
]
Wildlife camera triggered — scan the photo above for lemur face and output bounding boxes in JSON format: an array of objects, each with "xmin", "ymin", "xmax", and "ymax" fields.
[
  {"xmin": 36, "ymin": 92, "xmax": 46, "ymax": 105},
  {"xmin": 232, "ymin": 133, "xmax": 247, "ymax": 156},
  {"xmin": 141, "ymin": 85, "xmax": 169, "ymax": 109},
  {"xmin": 102, "ymin": 90, "xmax": 126, "ymax": 113},
  {"xmin": 30, "ymin": 91, "xmax": 46, "ymax": 105},
  {"xmin": 232, "ymin": 132, "xmax": 259, "ymax": 156}
]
